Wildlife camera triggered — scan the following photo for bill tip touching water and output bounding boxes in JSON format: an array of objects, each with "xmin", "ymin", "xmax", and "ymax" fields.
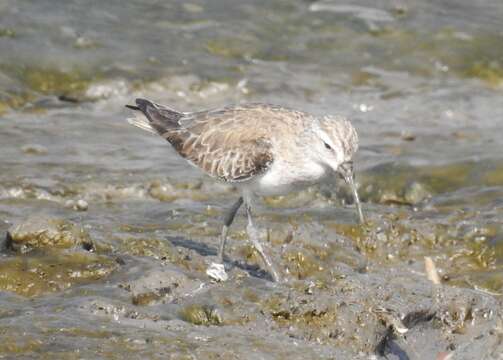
[{"xmin": 126, "ymin": 98, "xmax": 364, "ymax": 282}]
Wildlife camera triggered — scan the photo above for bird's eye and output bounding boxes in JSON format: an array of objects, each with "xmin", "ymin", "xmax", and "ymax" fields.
[{"xmin": 324, "ymin": 142, "xmax": 332, "ymax": 150}]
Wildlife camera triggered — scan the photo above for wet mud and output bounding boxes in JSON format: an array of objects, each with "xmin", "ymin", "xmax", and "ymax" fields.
[{"xmin": 1, "ymin": 0, "xmax": 502, "ymax": 358}]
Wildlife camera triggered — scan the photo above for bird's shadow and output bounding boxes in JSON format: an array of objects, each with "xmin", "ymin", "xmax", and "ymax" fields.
[{"xmin": 166, "ymin": 236, "xmax": 274, "ymax": 281}]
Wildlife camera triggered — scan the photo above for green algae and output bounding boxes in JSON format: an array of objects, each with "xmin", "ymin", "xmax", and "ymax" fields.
[
  {"xmin": 484, "ymin": 163, "xmax": 503, "ymax": 186},
  {"xmin": 345, "ymin": 26, "xmax": 503, "ymax": 86},
  {"xmin": 6, "ymin": 216, "xmax": 93, "ymax": 253},
  {"xmin": 115, "ymin": 235, "xmax": 210, "ymax": 274},
  {"xmin": 351, "ymin": 70, "xmax": 381, "ymax": 87},
  {"xmin": 471, "ymin": 270, "xmax": 503, "ymax": 294},
  {"xmin": 42, "ymin": 327, "xmax": 116, "ymax": 339},
  {"xmin": 272, "ymin": 306, "xmax": 339, "ymax": 333},
  {"xmin": 242, "ymin": 288, "xmax": 260, "ymax": 303},
  {"xmin": 166, "ymin": 222, "xmax": 221, "ymax": 237},
  {"xmin": 358, "ymin": 161, "xmax": 485, "ymax": 205},
  {"xmin": 0, "ymin": 101, "xmax": 9, "ymax": 115},
  {"xmin": 21, "ymin": 67, "xmax": 93, "ymax": 95},
  {"xmin": 0, "ymin": 253, "xmax": 117, "ymax": 297},
  {"xmin": 465, "ymin": 61, "xmax": 503, "ymax": 87},
  {"xmin": 0, "ymin": 332, "xmax": 43, "ymax": 355},
  {"xmin": 325, "ymin": 214, "xmax": 500, "ymax": 278},
  {"xmin": 261, "ymin": 291, "xmax": 370, "ymax": 349},
  {"xmin": 450, "ymin": 241, "xmax": 496, "ymax": 271},
  {"xmin": 132, "ymin": 291, "xmax": 163, "ymax": 306},
  {"xmin": 0, "ymin": 4, "xmax": 501, "ymax": 360},
  {"xmin": 0, "ymin": 65, "xmax": 100, "ymax": 112},
  {"xmin": 205, "ymin": 39, "xmax": 253, "ymax": 59},
  {"xmin": 180, "ymin": 304, "xmax": 222, "ymax": 326},
  {"xmin": 283, "ymin": 250, "xmax": 324, "ymax": 280},
  {"xmin": 148, "ymin": 180, "xmax": 210, "ymax": 202},
  {"xmin": 205, "ymin": 32, "xmax": 291, "ymax": 62},
  {"xmin": 419, "ymin": 163, "xmax": 473, "ymax": 194},
  {"xmin": 237, "ymin": 243, "xmax": 262, "ymax": 265},
  {"xmin": 0, "ymin": 92, "xmax": 34, "ymax": 114},
  {"xmin": 118, "ymin": 223, "xmax": 166, "ymax": 234},
  {"xmin": 262, "ymin": 188, "xmax": 322, "ymax": 209},
  {"xmin": 118, "ymin": 237, "xmax": 174, "ymax": 261},
  {"xmin": 0, "ymin": 28, "xmax": 16, "ymax": 38}
]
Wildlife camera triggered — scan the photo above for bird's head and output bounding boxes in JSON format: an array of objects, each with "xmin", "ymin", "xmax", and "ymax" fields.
[{"xmin": 312, "ymin": 115, "xmax": 364, "ymax": 223}]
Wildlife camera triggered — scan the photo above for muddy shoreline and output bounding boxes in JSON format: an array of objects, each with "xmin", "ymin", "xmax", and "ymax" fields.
[{"xmin": 1, "ymin": 0, "xmax": 503, "ymax": 358}]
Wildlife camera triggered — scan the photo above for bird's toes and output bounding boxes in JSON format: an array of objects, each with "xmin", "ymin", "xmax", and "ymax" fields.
[{"xmin": 206, "ymin": 262, "xmax": 228, "ymax": 282}]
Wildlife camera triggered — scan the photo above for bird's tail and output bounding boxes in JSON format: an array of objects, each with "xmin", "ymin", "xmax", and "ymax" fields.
[{"xmin": 125, "ymin": 98, "xmax": 183, "ymax": 135}]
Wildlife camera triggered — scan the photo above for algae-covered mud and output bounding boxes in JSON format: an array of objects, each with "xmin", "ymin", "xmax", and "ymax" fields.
[{"xmin": 1, "ymin": 0, "xmax": 503, "ymax": 358}]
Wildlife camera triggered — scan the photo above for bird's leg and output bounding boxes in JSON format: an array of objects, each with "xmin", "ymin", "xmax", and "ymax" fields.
[
  {"xmin": 218, "ymin": 196, "xmax": 243, "ymax": 264},
  {"xmin": 207, "ymin": 197, "xmax": 244, "ymax": 282},
  {"xmin": 245, "ymin": 202, "xmax": 280, "ymax": 282}
]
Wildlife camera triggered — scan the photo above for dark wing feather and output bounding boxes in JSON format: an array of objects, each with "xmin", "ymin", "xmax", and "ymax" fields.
[
  {"xmin": 128, "ymin": 100, "xmax": 275, "ymax": 182},
  {"xmin": 164, "ymin": 125, "xmax": 273, "ymax": 182},
  {"xmin": 170, "ymin": 106, "xmax": 274, "ymax": 182}
]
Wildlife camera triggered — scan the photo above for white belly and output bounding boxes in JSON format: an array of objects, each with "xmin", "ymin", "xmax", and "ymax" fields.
[{"xmin": 249, "ymin": 159, "xmax": 328, "ymax": 196}]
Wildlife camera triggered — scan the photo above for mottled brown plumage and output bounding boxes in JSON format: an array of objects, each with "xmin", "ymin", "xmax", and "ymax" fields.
[
  {"xmin": 129, "ymin": 101, "xmax": 316, "ymax": 183},
  {"xmin": 126, "ymin": 98, "xmax": 363, "ymax": 282}
]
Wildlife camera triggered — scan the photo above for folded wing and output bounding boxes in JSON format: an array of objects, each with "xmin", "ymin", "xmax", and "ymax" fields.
[{"xmin": 127, "ymin": 99, "xmax": 274, "ymax": 182}]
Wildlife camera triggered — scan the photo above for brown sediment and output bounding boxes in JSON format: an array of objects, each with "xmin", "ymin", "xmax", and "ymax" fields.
[
  {"xmin": 0, "ymin": 253, "xmax": 117, "ymax": 297},
  {"xmin": 6, "ymin": 216, "xmax": 93, "ymax": 253},
  {"xmin": 180, "ymin": 304, "xmax": 223, "ymax": 326}
]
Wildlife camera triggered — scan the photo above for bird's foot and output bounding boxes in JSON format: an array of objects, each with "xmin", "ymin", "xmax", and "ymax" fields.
[
  {"xmin": 206, "ymin": 262, "xmax": 228, "ymax": 282},
  {"xmin": 246, "ymin": 223, "xmax": 281, "ymax": 282}
]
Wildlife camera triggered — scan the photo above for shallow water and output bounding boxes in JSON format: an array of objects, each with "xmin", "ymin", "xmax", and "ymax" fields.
[{"xmin": 0, "ymin": 0, "xmax": 502, "ymax": 358}]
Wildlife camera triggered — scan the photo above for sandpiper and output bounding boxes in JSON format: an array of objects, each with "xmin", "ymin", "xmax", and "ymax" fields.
[{"xmin": 126, "ymin": 99, "xmax": 364, "ymax": 282}]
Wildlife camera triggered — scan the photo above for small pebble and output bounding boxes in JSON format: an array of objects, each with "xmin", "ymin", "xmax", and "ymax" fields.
[
  {"xmin": 404, "ymin": 181, "xmax": 431, "ymax": 204},
  {"xmin": 75, "ymin": 36, "xmax": 97, "ymax": 48},
  {"xmin": 75, "ymin": 199, "xmax": 89, "ymax": 211},
  {"xmin": 401, "ymin": 131, "xmax": 416, "ymax": 141},
  {"xmin": 21, "ymin": 144, "xmax": 48, "ymax": 155}
]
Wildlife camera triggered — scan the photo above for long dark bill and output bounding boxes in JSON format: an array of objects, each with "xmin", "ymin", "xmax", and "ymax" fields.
[{"xmin": 338, "ymin": 161, "xmax": 365, "ymax": 224}]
